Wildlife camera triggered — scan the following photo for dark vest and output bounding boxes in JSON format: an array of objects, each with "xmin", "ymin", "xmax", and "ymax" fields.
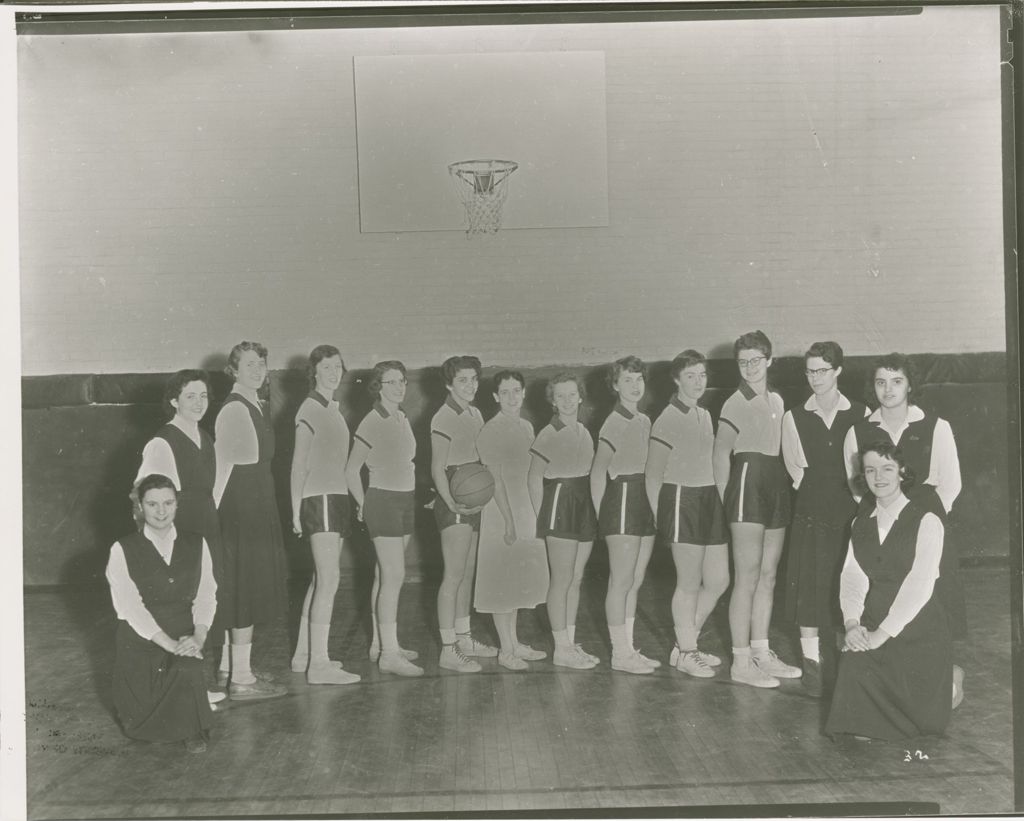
[
  {"xmin": 852, "ymin": 412, "xmax": 944, "ymax": 518},
  {"xmin": 119, "ymin": 529, "xmax": 203, "ymax": 638},
  {"xmin": 153, "ymin": 424, "xmax": 217, "ymax": 538},
  {"xmin": 850, "ymin": 499, "xmax": 942, "ymax": 640},
  {"xmin": 792, "ymin": 400, "xmax": 866, "ymax": 522},
  {"xmin": 852, "ymin": 412, "xmax": 938, "ymax": 484}
]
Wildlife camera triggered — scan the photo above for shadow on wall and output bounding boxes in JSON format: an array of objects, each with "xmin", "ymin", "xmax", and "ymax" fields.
[{"xmin": 20, "ymin": 352, "xmax": 1011, "ymax": 589}]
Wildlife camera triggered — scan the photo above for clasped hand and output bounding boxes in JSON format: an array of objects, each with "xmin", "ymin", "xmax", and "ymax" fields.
[{"xmin": 843, "ymin": 623, "xmax": 888, "ymax": 652}]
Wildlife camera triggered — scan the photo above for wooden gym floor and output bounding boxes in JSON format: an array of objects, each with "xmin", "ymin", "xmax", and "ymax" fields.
[{"xmin": 23, "ymin": 562, "xmax": 1014, "ymax": 819}]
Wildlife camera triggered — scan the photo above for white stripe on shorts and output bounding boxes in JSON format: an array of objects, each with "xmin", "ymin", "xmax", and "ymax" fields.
[
  {"xmin": 737, "ymin": 462, "xmax": 749, "ymax": 523},
  {"xmin": 619, "ymin": 483, "xmax": 627, "ymax": 533},
  {"xmin": 549, "ymin": 482, "xmax": 562, "ymax": 531},
  {"xmin": 673, "ymin": 485, "xmax": 681, "ymax": 543},
  {"xmin": 321, "ymin": 494, "xmax": 330, "ymax": 531}
]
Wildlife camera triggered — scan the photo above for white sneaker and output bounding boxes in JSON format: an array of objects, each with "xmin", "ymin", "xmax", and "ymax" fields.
[
  {"xmin": 207, "ymin": 690, "xmax": 227, "ymax": 705},
  {"xmin": 634, "ymin": 649, "xmax": 661, "ymax": 668},
  {"xmin": 439, "ymin": 643, "xmax": 482, "ymax": 673},
  {"xmin": 307, "ymin": 662, "xmax": 361, "ymax": 685},
  {"xmin": 674, "ymin": 649, "xmax": 716, "ymax": 679},
  {"xmin": 553, "ymin": 645, "xmax": 596, "ymax": 669},
  {"xmin": 575, "ymin": 643, "xmax": 600, "ymax": 665},
  {"xmin": 379, "ymin": 650, "xmax": 424, "ymax": 677},
  {"xmin": 670, "ymin": 646, "xmax": 723, "ymax": 669},
  {"xmin": 369, "ymin": 643, "xmax": 419, "ymax": 663},
  {"xmin": 752, "ymin": 649, "xmax": 802, "ymax": 679},
  {"xmin": 952, "ymin": 664, "xmax": 965, "ymax": 709},
  {"xmin": 498, "ymin": 651, "xmax": 529, "ymax": 671},
  {"xmin": 730, "ymin": 661, "xmax": 780, "ymax": 689},
  {"xmin": 513, "ymin": 643, "xmax": 547, "ymax": 661},
  {"xmin": 456, "ymin": 634, "xmax": 498, "ymax": 658},
  {"xmin": 612, "ymin": 651, "xmax": 654, "ymax": 674}
]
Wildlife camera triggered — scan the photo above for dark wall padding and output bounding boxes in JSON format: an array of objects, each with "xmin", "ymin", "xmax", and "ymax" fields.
[{"xmin": 22, "ymin": 352, "xmax": 1012, "ymax": 587}]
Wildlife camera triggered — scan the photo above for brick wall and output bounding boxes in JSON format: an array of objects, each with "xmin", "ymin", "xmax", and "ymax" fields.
[{"xmin": 18, "ymin": 6, "xmax": 1006, "ymax": 376}]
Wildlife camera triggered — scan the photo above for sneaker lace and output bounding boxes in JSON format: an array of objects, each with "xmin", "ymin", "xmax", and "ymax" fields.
[
  {"xmin": 682, "ymin": 650, "xmax": 711, "ymax": 670},
  {"xmin": 451, "ymin": 643, "xmax": 473, "ymax": 665}
]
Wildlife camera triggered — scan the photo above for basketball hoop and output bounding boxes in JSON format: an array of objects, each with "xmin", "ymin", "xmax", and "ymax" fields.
[{"xmin": 448, "ymin": 159, "xmax": 518, "ymax": 236}]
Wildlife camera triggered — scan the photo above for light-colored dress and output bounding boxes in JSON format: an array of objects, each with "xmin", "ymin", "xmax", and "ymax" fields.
[{"xmin": 474, "ymin": 413, "xmax": 550, "ymax": 613}]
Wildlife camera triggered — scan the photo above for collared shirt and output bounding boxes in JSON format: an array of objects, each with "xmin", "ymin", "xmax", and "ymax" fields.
[
  {"xmin": 353, "ymin": 402, "xmax": 416, "ymax": 492},
  {"xmin": 430, "ymin": 396, "xmax": 484, "ymax": 466},
  {"xmin": 597, "ymin": 403, "xmax": 651, "ymax": 478},
  {"xmin": 136, "ymin": 417, "xmax": 202, "ymax": 489},
  {"xmin": 105, "ymin": 524, "xmax": 217, "ymax": 641},
  {"xmin": 213, "ymin": 383, "xmax": 263, "ymax": 505},
  {"xmin": 838, "ymin": 494, "xmax": 943, "ymax": 638},
  {"xmin": 842, "ymin": 405, "xmax": 961, "ymax": 513},
  {"xmin": 781, "ymin": 393, "xmax": 866, "ymax": 489},
  {"xmin": 649, "ymin": 397, "xmax": 715, "ymax": 487},
  {"xmin": 529, "ymin": 417, "xmax": 595, "ymax": 478},
  {"xmin": 295, "ymin": 391, "xmax": 349, "ymax": 496},
  {"xmin": 718, "ymin": 381, "xmax": 785, "ymax": 456}
]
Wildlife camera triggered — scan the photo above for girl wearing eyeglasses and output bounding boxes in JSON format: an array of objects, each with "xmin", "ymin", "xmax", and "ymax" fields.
[
  {"xmin": 712, "ymin": 330, "xmax": 796, "ymax": 689},
  {"xmin": 345, "ymin": 361, "xmax": 424, "ymax": 676},
  {"xmin": 780, "ymin": 341, "xmax": 867, "ymax": 698}
]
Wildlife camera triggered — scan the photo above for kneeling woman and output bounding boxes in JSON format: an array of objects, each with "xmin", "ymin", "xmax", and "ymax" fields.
[
  {"xmin": 106, "ymin": 474, "xmax": 216, "ymax": 753},
  {"xmin": 826, "ymin": 442, "xmax": 952, "ymax": 744}
]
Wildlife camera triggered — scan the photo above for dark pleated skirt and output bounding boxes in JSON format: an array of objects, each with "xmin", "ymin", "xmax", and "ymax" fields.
[
  {"xmin": 783, "ymin": 512, "xmax": 848, "ymax": 629},
  {"xmin": 218, "ymin": 462, "xmax": 287, "ymax": 628},
  {"xmin": 112, "ymin": 622, "xmax": 213, "ymax": 743},
  {"xmin": 825, "ymin": 618, "xmax": 952, "ymax": 742}
]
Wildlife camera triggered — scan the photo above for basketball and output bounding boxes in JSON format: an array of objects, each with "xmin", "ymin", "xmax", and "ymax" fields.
[{"xmin": 449, "ymin": 463, "xmax": 495, "ymax": 508}]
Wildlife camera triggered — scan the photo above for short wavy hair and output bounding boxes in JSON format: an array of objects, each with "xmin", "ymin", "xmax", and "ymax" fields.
[
  {"xmin": 545, "ymin": 371, "xmax": 585, "ymax": 408},
  {"xmin": 492, "ymin": 370, "xmax": 526, "ymax": 394},
  {"xmin": 307, "ymin": 344, "xmax": 344, "ymax": 390},
  {"xmin": 606, "ymin": 355, "xmax": 645, "ymax": 394},
  {"xmin": 442, "ymin": 355, "xmax": 482, "ymax": 386},
  {"xmin": 853, "ymin": 440, "xmax": 916, "ymax": 497},
  {"xmin": 670, "ymin": 350, "xmax": 706, "ymax": 382},
  {"xmin": 733, "ymin": 330, "xmax": 772, "ymax": 359},
  {"xmin": 162, "ymin": 369, "xmax": 210, "ymax": 420},
  {"xmin": 367, "ymin": 360, "xmax": 407, "ymax": 399},
  {"xmin": 870, "ymin": 352, "xmax": 917, "ymax": 406},
  {"xmin": 805, "ymin": 341, "xmax": 844, "ymax": 369},
  {"xmin": 225, "ymin": 340, "xmax": 268, "ymax": 378}
]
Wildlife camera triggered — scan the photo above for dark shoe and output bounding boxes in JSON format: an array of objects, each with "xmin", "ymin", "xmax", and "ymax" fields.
[
  {"xmin": 802, "ymin": 658, "xmax": 823, "ymax": 698},
  {"xmin": 183, "ymin": 735, "xmax": 207, "ymax": 754}
]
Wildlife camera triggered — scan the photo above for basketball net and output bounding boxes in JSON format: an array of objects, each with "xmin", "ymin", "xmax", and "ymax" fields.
[{"xmin": 448, "ymin": 159, "xmax": 518, "ymax": 236}]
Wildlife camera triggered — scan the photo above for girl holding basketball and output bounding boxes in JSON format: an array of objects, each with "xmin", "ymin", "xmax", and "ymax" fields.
[
  {"xmin": 288, "ymin": 345, "xmax": 360, "ymax": 685},
  {"xmin": 431, "ymin": 355, "xmax": 497, "ymax": 673},
  {"xmin": 345, "ymin": 361, "xmax": 423, "ymax": 676},
  {"xmin": 645, "ymin": 350, "xmax": 729, "ymax": 679},
  {"xmin": 712, "ymin": 331, "xmax": 798, "ymax": 689},
  {"xmin": 528, "ymin": 372, "xmax": 598, "ymax": 669},
  {"xmin": 475, "ymin": 370, "xmax": 550, "ymax": 670},
  {"xmin": 591, "ymin": 356, "xmax": 658, "ymax": 674}
]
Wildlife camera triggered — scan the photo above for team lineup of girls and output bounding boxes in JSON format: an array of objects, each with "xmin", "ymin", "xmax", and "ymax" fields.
[{"xmin": 107, "ymin": 333, "xmax": 964, "ymax": 753}]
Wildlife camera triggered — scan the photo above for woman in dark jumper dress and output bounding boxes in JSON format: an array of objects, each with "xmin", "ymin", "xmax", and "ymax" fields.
[
  {"xmin": 135, "ymin": 369, "xmax": 224, "ymax": 706},
  {"xmin": 213, "ymin": 341, "xmax": 288, "ymax": 700},
  {"xmin": 826, "ymin": 442, "xmax": 952, "ymax": 745},
  {"xmin": 107, "ymin": 474, "xmax": 215, "ymax": 753}
]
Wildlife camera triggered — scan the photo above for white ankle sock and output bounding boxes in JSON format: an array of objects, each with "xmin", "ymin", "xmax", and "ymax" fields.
[
  {"xmin": 218, "ymin": 635, "xmax": 231, "ymax": 673},
  {"xmin": 750, "ymin": 638, "xmax": 770, "ymax": 657},
  {"xmin": 609, "ymin": 623, "xmax": 630, "ymax": 655},
  {"xmin": 231, "ymin": 642, "xmax": 255, "ymax": 684},
  {"xmin": 800, "ymin": 636, "xmax": 820, "ymax": 662},
  {"xmin": 309, "ymin": 622, "xmax": 331, "ymax": 664},
  {"xmin": 454, "ymin": 616, "xmax": 471, "ymax": 635},
  {"xmin": 732, "ymin": 646, "xmax": 751, "ymax": 667},
  {"xmin": 567, "ymin": 624, "xmax": 576, "ymax": 643},
  {"xmin": 625, "ymin": 617, "xmax": 636, "ymax": 648},
  {"xmin": 380, "ymin": 622, "xmax": 399, "ymax": 652},
  {"xmin": 553, "ymin": 629, "xmax": 571, "ymax": 648}
]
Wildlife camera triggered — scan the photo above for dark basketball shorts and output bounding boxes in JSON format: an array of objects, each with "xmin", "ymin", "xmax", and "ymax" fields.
[
  {"xmin": 433, "ymin": 463, "xmax": 482, "ymax": 533},
  {"xmin": 723, "ymin": 453, "xmax": 792, "ymax": 528},
  {"xmin": 364, "ymin": 487, "xmax": 416, "ymax": 539},
  {"xmin": 657, "ymin": 483, "xmax": 728, "ymax": 546},
  {"xmin": 598, "ymin": 473, "xmax": 656, "ymax": 538},
  {"xmin": 537, "ymin": 475, "xmax": 597, "ymax": 542},
  {"xmin": 299, "ymin": 493, "xmax": 353, "ymax": 537}
]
